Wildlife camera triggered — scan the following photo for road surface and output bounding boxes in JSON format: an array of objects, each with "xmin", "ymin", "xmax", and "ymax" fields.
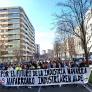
[{"xmin": 0, "ymin": 84, "xmax": 91, "ymax": 92}]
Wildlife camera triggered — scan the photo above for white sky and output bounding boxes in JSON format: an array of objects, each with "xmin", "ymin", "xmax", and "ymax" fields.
[{"xmin": 35, "ymin": 31, "xmax": 55, "ymax": 52}]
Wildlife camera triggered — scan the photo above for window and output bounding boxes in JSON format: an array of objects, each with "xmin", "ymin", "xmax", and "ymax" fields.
[
  {"xmin": 8, "ymin": 18, "xmax": 20, "ymax": 23},
  {"xmin": 0, "ymin": 24, "xmax": 8, "ymax": 27},
  {"xmin": 8, "ymin": 39, "xmax": 13, "ymax": 42},
  {"xmin": 0, "ymin": 19, "xmax": 7, "ymax": 22},
  {"xmin": 0, "ymin": 9, "xmax": 7, "ymax": 12},
  {"xmin": 0, "ymin": 14, "xmax": 7, "ymax": 17},
  {"xmin": 8, "ymin": 13, "xmax": 20, "ymax": 18},
  {"xmin": 1, "ymin": 30, "xmax": 4, "ymax": 32},
  {"xmin": 8, "ymin": 8, "xmax": 20, "ymax": 13}
]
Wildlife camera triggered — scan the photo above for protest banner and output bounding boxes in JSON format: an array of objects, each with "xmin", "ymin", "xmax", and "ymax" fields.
[{"xmin": 0, "ymin": 67, "xmax": 91, "ymax": 86}]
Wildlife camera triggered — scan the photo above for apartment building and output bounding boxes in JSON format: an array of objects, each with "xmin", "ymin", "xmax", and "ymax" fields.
[
  {"xmin": 74, "ymin": 27, "xmax": 84, "ymax": 57},
  {"xmin": 74, "ymin": 8, "xmax": 92, "ymax": 57},
  {"xmin": 47, "ymin": 49, "xmax": 54, "ymax": 59},
  {"xmin": 0, "ymin": 7, "xmax": 35, "ymax": 62},
  {"xmin": 35, "ymin": 44, "xmax": 40, "ymax": 54},
  {"xmin": 54, "ymin": 37, "xmax": 76, "ymax": 60},
  {"xmin": 85, "ymin": 8, "xmax": 92, "ymax": 54}
]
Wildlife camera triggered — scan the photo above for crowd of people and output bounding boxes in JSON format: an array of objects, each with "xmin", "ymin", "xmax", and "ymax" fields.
[{"xmin": 0, "ymin": 58, "xmax": 87, "ymax": 71}]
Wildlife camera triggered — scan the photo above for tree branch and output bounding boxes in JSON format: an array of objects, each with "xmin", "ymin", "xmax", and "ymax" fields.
[
  {"xmin": 88, "ymin": 44, "xmax": 92, "ymax": 52},
  {"xmin": 86, "ymin": 33, "xmax": 92, "ymax": 44}
]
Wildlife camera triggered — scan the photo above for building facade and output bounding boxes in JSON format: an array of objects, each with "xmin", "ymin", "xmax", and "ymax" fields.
[
  {"xmin": 47, "ymin": 49, "xmax": 54, "ymax": 59},
  {"xmin": 85, "ymin": 8, "xmax": 92, "ymax": 54},
  {"xmin": 74, "ymin": 8, "xmax": 92, "ymax": 57},
  {"xmin": 54, "ymin": 37, "xmax": 76, "ymax": 60},
  {"xmin": 74, "ymin": 27, "xmax": 84, "ymax": 57},
  {"xmin": 0, "ymin": 7, "xmax": 35, "ymax": 62},
  {"xmin": 35, "ymin": 44, "xmax": 40, "ymax": 54}
]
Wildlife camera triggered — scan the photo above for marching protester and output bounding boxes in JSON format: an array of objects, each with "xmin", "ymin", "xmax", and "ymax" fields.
[
  {"xmin": 71, "ymin": 62, "xmax": 78, "ymax": 67},
  {"xmin": 0, "ymin": 57, "xmax": 89, "ymax": 70},
  {"xmin": 7, "ymin": 64, "xmax": 14, "ymax": 71},
  {"xmin": 15, "ymin": 64, "xmax": 22, "ymax": 71},
  {"xmin": 0, "ymin": 57, "xmax": 90, "ymax": 89}
]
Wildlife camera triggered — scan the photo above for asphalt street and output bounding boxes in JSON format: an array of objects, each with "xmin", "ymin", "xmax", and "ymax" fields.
[{"xmin": 0, "ymin": 84, "xmax": 91, "ymax": 92}]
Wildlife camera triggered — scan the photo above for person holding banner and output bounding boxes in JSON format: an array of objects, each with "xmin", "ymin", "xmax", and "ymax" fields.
[
  {"xmin": 15, "ymin": 64, "xmax": 22, "ymax": 71},
  {"xmin": 7, "ymin": 65, "xmax": 14, "ymax": 71},
  {"xmin": 71, "ymin": 62, "xmax": 78, "ymax": 68}
]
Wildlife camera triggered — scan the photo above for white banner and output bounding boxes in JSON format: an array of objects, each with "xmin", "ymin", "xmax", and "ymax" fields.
[{"xmin": 0, "ymin": 67, "xmax": 91, "ymax": 86}]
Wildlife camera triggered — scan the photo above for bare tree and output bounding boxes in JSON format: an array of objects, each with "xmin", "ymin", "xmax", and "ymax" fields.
[{"xmin": 55, "ymin": 0, "xmax": 92, "ymax": 65}]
